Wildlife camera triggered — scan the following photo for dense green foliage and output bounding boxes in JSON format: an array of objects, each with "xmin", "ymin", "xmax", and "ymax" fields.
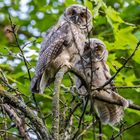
[{"xmin": 0, "ymin": 0, "xmax": 140, "ymax": 140}]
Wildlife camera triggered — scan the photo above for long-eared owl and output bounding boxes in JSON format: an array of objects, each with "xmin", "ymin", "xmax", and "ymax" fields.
[
  {"xmin": 76, "ymin": 38, "xmax": 129, "ymax": 125},
  {"xmin": 30, "ymin": 4, "xmax": 93, "ymax": 93}
]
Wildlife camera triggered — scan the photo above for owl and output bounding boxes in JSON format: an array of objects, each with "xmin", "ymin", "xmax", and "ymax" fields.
[
  {"xmin": 76, "ymin": 38, "xmax": 129, "ymax": 125},
  {"xmin": 30, "ymin": 4, "xmax": 92, "ymax": 93}
]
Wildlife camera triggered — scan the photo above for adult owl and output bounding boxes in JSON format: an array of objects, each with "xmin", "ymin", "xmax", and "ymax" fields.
[
  {"xmin": 76, "ymin": 38, "xmax": 129, "ymax": 125},
  {"xmin": 30, "ymin": 4, "xmax": 92, "ymax": 93}
]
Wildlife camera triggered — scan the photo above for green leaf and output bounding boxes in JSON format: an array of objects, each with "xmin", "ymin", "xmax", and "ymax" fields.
[
  {"xmin": 127, "ymin": 108, "xmax": 140, "ymax": 116},
  {"xmin": 105, "ymin": 6, "xmax": 124, "ymax": 24},
  {"xmin": 65, "ymin": 0, "xmax": 78, "ymax": 6},
  {"xmin": 84, "ymin": 0, "xmax": 93, "ymax": 11},
  {"xmin": 114, "ymin": 26, "xmax": 138, "ymax": 50},
  {"xmin": 36, "ymin": 37, "xmax": 43, "ymax": 43}
]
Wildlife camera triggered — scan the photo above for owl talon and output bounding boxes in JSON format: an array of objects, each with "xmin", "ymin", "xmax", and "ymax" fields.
[
  {"xmin": 61, "ymin": 62, "xmax": 73, "ymax": 69},
  {"xmin": 122, "ymin": 99, "xmax": 130, "ymax": 109}
]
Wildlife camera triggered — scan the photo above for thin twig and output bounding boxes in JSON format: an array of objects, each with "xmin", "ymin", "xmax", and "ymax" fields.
[
  {"xmin": 85, "ymin": 7, "xmax": 93, "ymax": 93},
  {"xmin": 3, "ymin": 104, "xmax": 31, "ymax": 140},
  {"xmin": 70, "ymin": 67, "xmax": 140, "ymax": 111},
  {"xmin": 8, "ymin": 14, "xmax": 38, "ymax": 111},
  {"xmin": 77, "ymin": 121, "xmax": 97, "ymax": 139},
  {"xmin": 22, "ymin": 41, "xmax": 35, "ymax": 49},
  {"xmin": 0, "ymin": 90, "xmax": 50, "ymax": 140},
  {"xmin": 8, "ymin": 15, "xmax": 31, "ymax": 81},
  {"xmin": 119, "ymin": 123, "xmax": 124, "ymax": 140},
  {"xmin": 72, "ymin": 95, "xmax": 89, "ymax": 140},
  {"xmin": 90, "ymin": 97, "xmax": 103, "ymax": 140},
  {"xmin": 105, "ymin": 85, "xmax": 140, "ymax": 89},
  {"xmin": 97, "ymin": 41, "xmax": 140, "ymax": 90},
  {"xmin": 111, "ymin": 121, "xmax": 140, "ymax": 140},
  {"xmin": 98, "ymin": 119, "xmax": 102, "ymax": 140},
  {"xmin": 0, "ymin": 69, "xmax": 16, "ymax": 91},
  {"xmin": 0, "ymin": 130, "xmax": 22, "ymax": 138},
  {"xmin": 65, "ymin": 102, "xmax": 82, "ymax": 128}
]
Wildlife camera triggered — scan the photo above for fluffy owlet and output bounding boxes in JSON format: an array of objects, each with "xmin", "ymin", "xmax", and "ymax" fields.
[
  {"xmin": 76, "ymin": 38, "xmax": 129, "ymax": 125},
  {"xmin": 30, "ymin": 4, "xmax": 92, "ymax": 93}
]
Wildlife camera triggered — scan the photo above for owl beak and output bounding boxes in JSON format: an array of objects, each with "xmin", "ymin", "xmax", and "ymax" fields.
[
  {"xmin": 72, "ymin": 14, "xmax": 79, "ymax": 24},
  {"xmin": 75, "ymin": 15, "xmax": 79, "ymax": 23}
]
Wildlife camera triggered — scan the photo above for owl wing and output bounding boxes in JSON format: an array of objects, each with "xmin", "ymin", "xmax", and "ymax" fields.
[
  {"xmin": 36, "ymin": 23, "xmax": 69, "ymax": 76},
  {"xmin": 31, "ymin": 22, "xmax": 69, "ymax": 93},
  {"xmin": 39, "ymin": 26, "xmax": 53, "ymax": 56}
]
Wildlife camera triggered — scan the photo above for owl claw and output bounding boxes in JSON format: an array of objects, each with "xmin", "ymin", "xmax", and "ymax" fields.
[
  {"xmin": 122, "ymin": 99, "xmax": 129, "ymax": 109},
  {"xmin": 61, "ymin": 62, "xmax": 73, "ymax": 69}
]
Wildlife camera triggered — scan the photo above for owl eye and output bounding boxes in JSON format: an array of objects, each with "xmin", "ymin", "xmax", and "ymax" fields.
[
  {"xmin": 95, "ymin": 45, "xmax": 103, "ymax": 56},
  {"xmin": 71, "ymin": 9, "xmax": 76, "ymax": 15},
  {"xmin": 80, "ymin": 12, "xmax": 85, "ymax": 17},
  {"xmin": 80, "ymin": 12, "xmax": 87, "ymax": 19}
]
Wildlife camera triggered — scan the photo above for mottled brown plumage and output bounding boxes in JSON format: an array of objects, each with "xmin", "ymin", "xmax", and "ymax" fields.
[
  {"xmin": 76, "ymin": 38, "xmax": 129, "ymax": 125},
  {"xmin": 30, "ymin": 4, "xmax": 92, "ymax": 93}
]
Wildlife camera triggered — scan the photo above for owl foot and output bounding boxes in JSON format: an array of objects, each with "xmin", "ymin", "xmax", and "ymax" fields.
[
  {"xmin": 121, "ymin": 98, "xmax": 129, "ymax": 109},
  {"xmin": 61, "ymin": 62, "xmax": 73, "ymax": 69},
  {"xmin": 112, "ymin": 91, "xmax": 129, "ymax": 109}
]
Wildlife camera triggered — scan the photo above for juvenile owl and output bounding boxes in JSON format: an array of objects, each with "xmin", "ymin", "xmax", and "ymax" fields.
[
  {"xmin": 76, "ymin": 38, "xmax": 129, "ymax": 125},
  {"xmin": 30, "ymin": 4, "xmax": 92, "ymax": 93}
]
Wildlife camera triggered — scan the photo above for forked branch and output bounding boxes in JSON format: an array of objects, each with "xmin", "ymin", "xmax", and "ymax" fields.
[{"xmin": 0, "ymin": 90, "xmax": 50, "ymax": 140}]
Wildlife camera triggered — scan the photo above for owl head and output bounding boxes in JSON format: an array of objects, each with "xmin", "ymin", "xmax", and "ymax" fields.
[
  {"xmin": 64, "ymin": 4, "xmax": 92, "ymax": 30},
  {"xmin": 84, "ymin": 38, "xmax": 108, "ymax": 62}
]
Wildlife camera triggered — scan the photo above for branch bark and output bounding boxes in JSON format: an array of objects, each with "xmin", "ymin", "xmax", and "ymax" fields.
[
  {"xmin": 3, "ymin": 104, "xmax": 30, "ymax": 140},
  {"xmin": 0, "ymin": 90, "xmax": 50, "ymax": 140},
  {"xmin": 93, "ymin": 94, "xmax": 140, "ymax": 110},
  {"xmin": 52, "ymin": 66, "xmax": 68, "ymax": 140},
  {"xmin": 70, "ymin": 67, "xmax": 140, "ymax": 111}
]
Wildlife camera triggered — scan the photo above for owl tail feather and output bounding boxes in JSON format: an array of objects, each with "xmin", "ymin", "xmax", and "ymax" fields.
[
  {"xmin": 30, "ymin": 75, "xmax": 42, "ymax": 93},
  {"xmin": 30, "ymin": 72, "xmax": 55, "ymax": 94},
  {"xmin": 94, "ymin": 101, "xmax": 124, "ymax": 125},
  {"xmin": 30, "ymin": 73, "xmax": 47, "ymax": 94}
]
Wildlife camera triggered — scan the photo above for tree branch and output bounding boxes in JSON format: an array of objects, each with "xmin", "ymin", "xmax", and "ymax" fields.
[
  {"xmin": 94, "ymin": 94, "xmax": 140, "ymax": 110},
  {"xmin": 70, "ymin": 67, "xmax": 140, "ymax": 111},
  {"xmin": 8, "ymin": 14, "xmax": 39, "ymax": 112},
  {"xmin": 72, "ymin": 96, "xmax": 89, "ymax": 140},
  {"xmin": 52, "ymin": 66, "xmax": 68, "ymax": 140},
  {"xmin": 65, "ymin": 102, "xmax": 82, "ymax": 128},
  {"xmin": 105, "ymin": 85, "xmax": 140, "ymax": 90},
  {"xmin": 77, "ymin": 121, "xmax": 97, "ymax": 139},
  {"xmin": 111, "ymin": 121, "xmax": 140, "ymax": 140},
  {"xmin": 0, "ymin": 90, "xmax": 50, "ymax": 140},
  {"xmin": 97, "ymin": 41, "xmax": 140, "ymax": 90},
  {"xmin": 8, "ymin": 15, "xmax": 31, "ymax": 81},
  {"xmin": 3, "ymin": 104, "xmax": 30, "ymax": 140}
]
